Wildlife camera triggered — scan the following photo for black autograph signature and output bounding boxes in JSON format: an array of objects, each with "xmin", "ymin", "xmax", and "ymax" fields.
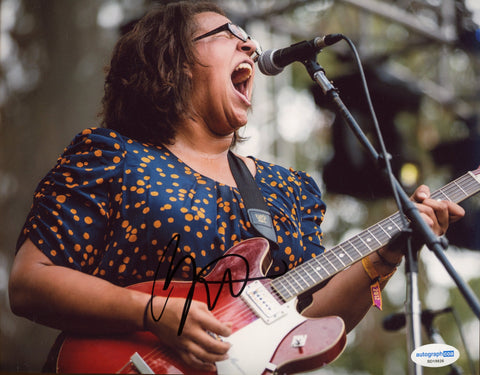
[{"xmin": 146, "ymin": 234, "xmax": 286, "ymax": 335}]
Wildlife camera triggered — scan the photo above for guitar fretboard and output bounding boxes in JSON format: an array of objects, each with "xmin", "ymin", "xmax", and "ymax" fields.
[{"xmin": 272, "ymin": 169, "xmax": 480, "ymax": 301}]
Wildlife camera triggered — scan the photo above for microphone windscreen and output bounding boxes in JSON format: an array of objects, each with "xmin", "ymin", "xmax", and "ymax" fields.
[{"xmin": 258, "ymin": 49, "xmax": 283, "ymax": 76}]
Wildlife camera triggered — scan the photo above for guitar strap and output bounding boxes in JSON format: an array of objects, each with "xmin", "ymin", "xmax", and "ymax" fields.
[{"xmin": 227, "ymin": 151, "xmax": 278, "ymax": 250}]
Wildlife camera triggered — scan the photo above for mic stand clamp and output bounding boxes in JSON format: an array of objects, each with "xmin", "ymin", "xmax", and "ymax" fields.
[{"xmin": 302, "ymin": 55, "xmax": 480, "ymax": 375}]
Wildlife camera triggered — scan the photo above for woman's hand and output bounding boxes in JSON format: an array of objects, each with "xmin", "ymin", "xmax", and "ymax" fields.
[
  {"xmin": 411, "ymin": 185, "xmax": 465, "ymax": 236},
  {"xmin": 377, "ymin": 184, "xmax": 466, "ymax": 270},
  {"xmin": 145, "ymin": 297, "xmax": 232, "ymax": 372}
]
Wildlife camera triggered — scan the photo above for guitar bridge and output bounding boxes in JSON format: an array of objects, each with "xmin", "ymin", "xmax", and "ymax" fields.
[{"xmin": 241, "ymin": 280, "xmax": 287, "ymax": 324}]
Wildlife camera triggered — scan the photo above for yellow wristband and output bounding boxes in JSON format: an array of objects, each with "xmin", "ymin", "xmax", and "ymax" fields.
[
  {"xmin": 362, "ymin": 256, "xmax": 396, "ymax": 310},
  {"xmin": 362, "ymin": 256, "xmax": 397, "ymax": 283}
]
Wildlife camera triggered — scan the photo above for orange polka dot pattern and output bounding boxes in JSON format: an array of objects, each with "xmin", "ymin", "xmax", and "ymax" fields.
[{"xmin": 17, "ymin": 128, "xmax": 326, "ymax": 286}]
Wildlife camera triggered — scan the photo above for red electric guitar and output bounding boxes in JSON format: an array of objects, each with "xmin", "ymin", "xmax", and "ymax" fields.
[{"xmin": 56, "ymin": 167, "xmax": 480, "ymax": 374}]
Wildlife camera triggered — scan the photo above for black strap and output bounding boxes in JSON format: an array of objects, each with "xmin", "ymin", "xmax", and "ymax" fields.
[{"xmin": 227, "ymin": 151, "xmax": 278, "ymax": 248}]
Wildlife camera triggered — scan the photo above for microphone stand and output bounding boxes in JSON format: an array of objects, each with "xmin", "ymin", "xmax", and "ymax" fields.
[
  {"xmin": 405, "ymin": 244, "xmax": 424, "ymax": 375},
  {"xmin": 301, "ymin": 56, "xmax": 480, "ymax": 374}
]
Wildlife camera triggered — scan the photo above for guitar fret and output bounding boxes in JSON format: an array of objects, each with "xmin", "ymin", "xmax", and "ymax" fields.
[
  {"xmin": 287, "ymin": 273, "xmax": 303, "ymax": 293},
  {"xmin": 439, "ymin": 184, "xmax": 458, "ymax": 199},
  {"xmin": 324, "ymin": 252, "xmax": 339, "ymax": 271},
  {"xmin": 296, "ymin": 268, "xmax": 312, "ymax": 290},
  {"xmin": 312, "ymin": 257, "xmax": 331, "ymax": 278},
  {"xmin": 366, "ymin": 229, "xmax": 383, "ymax": 246},
  {"xmin": 290, "ymin": 268, "xmax": 309, "ymax": 290},
  {"xmin": 435, "ymin": 188, "xmax": 450, "ymax": 201},
  {"xmin": 387, "ymin": 216, "xmax": 403, "ymax": 232},
  {"xmin": 346, "ymin": 240, "xmax": 362, "ymax": 257},
  {"xmin": 369, "ymin": 225, "xmax": 390, "ymax": 244},
  {"xmin": 303, "ymin": 262, "xmax": 320, "ymax": 284},
  {"xmin": 330, "ymin": 253, "xmax": 344, "ymax": 273},
  {"xmin": 306, "ymin": 260, "xmax": 323, "ymax": 280},
  {"xmin": 345, "ymin": 243, "xmax": 361, "ymax": 263},
  {"xmin": 337, "ymin": 244, "xmax": 354, "ymax": 263},
  {"xmin": 462, "ymin": 179, "xmax": 480, "ymax": 196},
  {"xmin": 453, "ymin": 181, "xmax": 468, "ymax": 198},
  {"xmin": 356, "ymin": 237, "xmax": 371, "ymax": 256},
  {"xmin": 357, "ymin": 233, "xmax": 373, "ymax": 251},
  {"xmin": 379, "ymin": 219, "xmax": 395, "ymax": 239},
  {"xmin": 442, "ymin": 187, "xmax": 458, "ymax": 200},
  {"xmin": 331, "ymin": 248, "xmax": 347, "ymax": 267},
  {"xmin": 348, "ymin": 238, "xmax": 367, "ymax": 257},
  {"xmin": 281, "ymin": 275, "xmax": 299, "ymax": 299},
  {"xmin": 323, "ymin": 255, "xmax": 339, "ymax": 275}
]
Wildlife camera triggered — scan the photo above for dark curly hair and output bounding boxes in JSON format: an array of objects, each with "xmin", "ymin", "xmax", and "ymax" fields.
[{"xmin": 100, "ymin": 1, "xmax": 226, "ymax": 145}]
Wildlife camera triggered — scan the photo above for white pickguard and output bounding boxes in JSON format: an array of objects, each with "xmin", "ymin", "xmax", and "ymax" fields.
[{"xmin": 216, "ymin": 298, "xmax": 305, "ymax": 375}]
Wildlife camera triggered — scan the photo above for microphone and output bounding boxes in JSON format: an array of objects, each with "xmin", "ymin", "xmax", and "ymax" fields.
[
  {"xmin": 382, "ymin": 307, "xmax": 453, "ymax": 331},
  {"xmin": 258, "ymin": 33, "xmax": 343, "ymax": 76}
]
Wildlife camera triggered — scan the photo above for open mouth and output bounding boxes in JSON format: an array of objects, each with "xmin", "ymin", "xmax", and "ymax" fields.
[{"xmin": 231, "ymin": 62, "xmax": 252, "ymax": 98}]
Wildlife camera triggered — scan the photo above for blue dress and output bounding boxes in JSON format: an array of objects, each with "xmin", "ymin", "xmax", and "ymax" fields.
[{"xmin": 17, "ymin": 128, "xmax": 326, "ymax": 286}]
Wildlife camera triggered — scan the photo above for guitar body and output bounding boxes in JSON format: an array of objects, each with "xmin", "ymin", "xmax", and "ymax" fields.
[{"xmin": 56, "ymin": 238, "xmax": 346, "ymax": 374}]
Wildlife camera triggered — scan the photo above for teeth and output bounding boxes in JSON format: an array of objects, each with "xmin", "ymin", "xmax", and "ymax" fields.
[
  {"xmin": 235, "ymin": 63, "xmax": 252, "ymax": 73},
  {"xmin": 232, "ymin": 63, "xmax": 252, "ymax": 84}
]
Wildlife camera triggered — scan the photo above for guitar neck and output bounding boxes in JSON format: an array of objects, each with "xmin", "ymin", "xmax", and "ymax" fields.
[{"xmin": 272, "ymin": 168, "xmax": 480, "ymax": 301}]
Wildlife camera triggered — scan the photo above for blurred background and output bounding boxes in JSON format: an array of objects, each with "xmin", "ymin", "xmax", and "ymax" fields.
[{"xmin": 1, "ymin": 0, "xmax": 479, "ymax": 374}]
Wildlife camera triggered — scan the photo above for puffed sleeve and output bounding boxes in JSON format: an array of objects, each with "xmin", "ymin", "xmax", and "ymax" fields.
[
  {"xmin": 292, "ymin": 169, "xmax": 326, "ymax": 257},
  {"xmin": 16, "ymin": 128, "xmax": 126, "ymax": 273}
]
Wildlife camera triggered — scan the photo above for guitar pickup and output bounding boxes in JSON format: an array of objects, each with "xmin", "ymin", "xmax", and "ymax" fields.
[{"xmin": 241, "ymin": 280, "xmax": 287, "ymax": 324}]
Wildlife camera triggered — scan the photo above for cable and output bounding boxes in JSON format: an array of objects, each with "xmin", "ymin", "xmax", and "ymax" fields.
[{"xmin": 335, "ymin": 34, "xmax": 410, "ymax": 230}]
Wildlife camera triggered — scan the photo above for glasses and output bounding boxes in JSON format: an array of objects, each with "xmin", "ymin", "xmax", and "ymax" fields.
[{"xmin": 193, "ymin": 23, "xmax": 262, "ymax": 62}]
